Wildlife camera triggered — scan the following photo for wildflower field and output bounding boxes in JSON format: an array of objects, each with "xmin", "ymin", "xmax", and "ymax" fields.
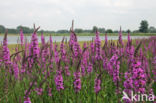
[{"xmin": 0, "ymin": 26, "xmax": 156, "ymax": 103}]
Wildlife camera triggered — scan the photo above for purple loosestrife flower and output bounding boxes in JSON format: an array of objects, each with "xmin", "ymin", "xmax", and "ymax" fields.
[
  {"xmin": 49, "ymin": 35, "xmax": 53, "ymax": 54},
  {"xmin": 0, "ymin": 46, "xmax": 3, "ymax": 66},
  {"xmin": 20, "ymin": 29, "xmax": 24, "ymax": 45},
  {"xmin": 49, "ymin": 58, "xmax": 53, "ymax": 69},
  {"xmin": 127, "ymin": 32, "xmax": 131, "ymax": 47},
  {"xmin": 113, "ymin": 60, "xmax": 120, "ymax": 86},
  {"xmin": 80, "ymin": 64, "xmax": 85, "ymax": 76},
  {"xmin": 95, "ymin": 31, "xmax": 102, "ymax": 60},
  {"xmin": 54, "ymin": 42, "xmax": 57, "ymax": 52},
  {"xmin": 105, "ymin": 33, "xmax": 108, "ymax": 46},
  {"xmin": 35, "ymin": 88, "xmax": 43, "ymax": 95},
  {"xmin": 13, "ymin": 63, "xmax": 19, "ymax": 80},
  {"xmin": 152, "ymin": 56, "xmax": 156, "ymax": 64},
  {"xmin": 109, "ymin": 52, "xmax": 121, "ymax": 95},
  {"xmin": 125, "ymin": 32, "xmax": 131, "ymax": 57},
  {"xmin": 87, "ymin": 62, "xmax": 93, "ymax": 74},
  {"xmin": 31, "ymin": 32, "xmax": 40, "ymax": 59},
  {"xmin": 24, "ymin": 90, "xmax": 31, "ymax": 97},
  {"xmin": 123, "ymin": 72, "xmax": 133, "ymax": 96},
  {"xmin": 41, "ymin": 45, "xmax": 48, "ymax": 70},
  {"xmin": 107, "ymin": 63, "xmax": 113, "ymax": 76},
  {"xmin": 24, "ymin": 97, "xmax": 31, "ymax": 103},
  {"xmin": 139, "ymin": 48, "xmax": 143, "ymax": 57},
  {"xmin": 69, "ymin": 32, "xmax": 74, "ymax": 47},
  {"xmin": 90, "ymin": 42, "xmax": 95, "ymax": 64},
  {"xmin": 152, "ymin": 56, "xmax": 156, "ymax": 81},
  {"xmin": 135, "ymin": 40, "xmax": 139, "ymax": 45},
  {"xmin": 21, "ymin": 63, "xmax": 27, "ymax": 73},
  {"xmin": 81, "ymin": 51, "xmax": 88, "ymax": 76},
  {"xmin": 48, "ymin": 87, "xmax": 52, "ymax": 96},
  {"xmin": 60, "ymin": 40, "xmax": 66, "ymax": 61},
  {"xmin": 15, "ymin": 48, "xmax": 21, "ymax": 62},
  {"xmin": 29, "ymin": 42, "xmax": 32, "ymax": 56},
  {"xmin": 74, "ymin": 72, "xmax": 81, "ymax": 93},
  {"xmin": 54, "ymin": 70, "xmax": 64, "ymax": 91},
  {"xmin": 28, "ymin": 32, "xmax": 39, "ymax": 68},
  {"xmin": 83, "ymin": 51, "xmax": 88, "ymax": 67},
  {"xmin": 3, "ymin": 33, "xmax": 11, "ymax": 66},
  {"xmin": 107, "ymin": 54, "xmax": 118, "ymax": 76},
  {"xmin": 64, "ymin": 65, "xmax": 70, "ymax": 76},
  {"xmin": 127, "ymin": 46, "xmax": 135, "ymax": 69},
  {"xmin": 103, "ymin": 57, "xmax": 108, "ymax": 70},
  {"xmin": 141, "ymin": 56, "xmax": 151, "ymax": 81},
  {"xmin": 69, "ymin": 32, "xmax": 77, "ymax": 48},
  {"xmin": 24, "ymin": 41, "xmax": 28, "ymax": 57},
  {"xmin": 41, "ymin": 33, "xmax": 45, "ymax": 45},
  {"xmin": 73, "ymin": 41, "xmax": 79, "ymax": 58},
  {"xmin": 94, "ymin": 77, "xmax": 101, "ymax": 94},
  {"xmin": 70, "ymin": 31, "xmax": 81, "ymax": 58},
  {"xmin": 54, "ymin": 43, "xmax": 59, "ymax": 64},
  {"xmin": 41, "ymin": 49, "xmax": 47, "ymax": 65},
  {"xmin": 90, "ymin": 42, "xmax": 94, "ymax": 54},
  {"xmin": 132, "ymin": 61, "xmax": 146, "ymax": 93},
  {"xmin": 144, "ymin": 44, "xmax": 148, "ymax": 53},
  {"xmin": 118, "ymin": 27, "xmax": 123, "ymax": 46},
  {"xmin": 49, "ymin": 35, "xmax": 53, "ymax": 69},
  {"xmin": 28, "ymin": 42, "xmax": 34, "ymax": 69}
]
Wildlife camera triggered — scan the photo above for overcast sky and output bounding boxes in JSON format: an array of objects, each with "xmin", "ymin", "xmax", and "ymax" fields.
[{"xmin": 0, "ymin": 0, "xmax": 156, "ymax": 31}]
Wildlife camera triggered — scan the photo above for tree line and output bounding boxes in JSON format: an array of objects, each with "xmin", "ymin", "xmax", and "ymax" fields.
[{"xmin": 0, "ymin": 20, "xmax": 156, "ymax": 34}]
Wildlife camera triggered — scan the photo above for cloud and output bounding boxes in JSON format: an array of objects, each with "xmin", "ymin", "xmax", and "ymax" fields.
[{"xmin": 0, "ymin": 0, "xmax": 155, "ymax": 30}]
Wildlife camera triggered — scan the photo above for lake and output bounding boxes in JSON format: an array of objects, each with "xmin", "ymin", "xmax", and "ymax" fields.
[{"xmin": 0, "ymin": 36, "xmax": 150, "ymax": 44}]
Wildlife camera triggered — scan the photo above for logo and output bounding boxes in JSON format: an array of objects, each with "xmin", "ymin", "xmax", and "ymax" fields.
[{"xmin": 121, "ymin": 91, "xmax": 155, "ymax": 102}]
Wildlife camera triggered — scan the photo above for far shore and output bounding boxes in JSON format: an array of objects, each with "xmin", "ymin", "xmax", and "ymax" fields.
[{"xmin": 0, "ymin": 33, "xmax": 156, "ymax": 36}]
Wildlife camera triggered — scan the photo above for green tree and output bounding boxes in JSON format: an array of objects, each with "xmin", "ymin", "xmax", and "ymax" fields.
[
  {"xmin": 126, "ymin": 29, "xmax": 131, "ymax": 33},
  {"xmin": 139, "ymin": 20, "xmax": 149, "ymax": 33},
  {"xmin": 0, "ymin": 25, "xmax": 5, "ymax": 33},
  {"xmin": 75, "ymin": 28, "xmax": 83, "ymax": 33},
  {"xmin": 113, "ymin": 30, "xmax": 118, "ymax": 33},
  {"xmin": 17, "ymin": 25, "xmax": 32, "ymax": 33},
  {"xmin": 83, "ymin": 29, "xmax": 91, "ymax": 33},
  {"xmin": 92, "ymin": 26, "xmax": 98, "ymax": 33},
  {"xmin": 133, "ymin": 30, "xmax": 139, "ymax": 33},
  {"xmin": 7, "ymin": 28, "xmax": 18, "ymax": 34},
  {"xmin": 106, "ymin": 29, "xmax": 113, "ymax": 33},
  {"xmin": 149, "ymin": 26, "xmax": 156, "ymax": 33},
  {"xmin": 98, "ymin": 28, "xmax": 105, "ymax": 33},
  {"xmin": 56, "ymin": 30, "xmax": 69, "ymax": 33}
]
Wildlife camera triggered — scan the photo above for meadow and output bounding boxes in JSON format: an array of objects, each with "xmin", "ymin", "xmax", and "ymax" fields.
[{"xmin": 0, "ymin": 27, "xmax": 156, "ymax": 103}]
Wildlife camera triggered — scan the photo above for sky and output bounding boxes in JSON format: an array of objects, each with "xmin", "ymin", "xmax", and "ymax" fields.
[{"xmin": 0, "ymin": 0, "xmax": 156, "ymax": 31}]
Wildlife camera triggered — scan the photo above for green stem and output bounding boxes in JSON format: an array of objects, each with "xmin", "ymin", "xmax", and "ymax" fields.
[{"xmin": 96, "ymin": 93, "xmax": 98, "ymax": 103}]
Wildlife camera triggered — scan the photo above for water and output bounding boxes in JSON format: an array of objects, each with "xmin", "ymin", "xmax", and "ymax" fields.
[{"xmin": 0, "ymin": 36, "xmax": 150, "ymax": 44}]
